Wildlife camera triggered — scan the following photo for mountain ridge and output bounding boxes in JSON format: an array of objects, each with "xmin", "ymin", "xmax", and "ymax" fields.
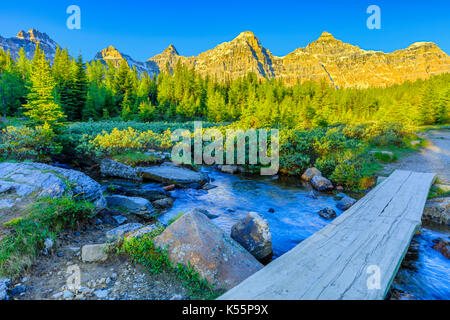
[{"xmin": 1, "ymin": 29, "xmax": 449, "ymax": 88}]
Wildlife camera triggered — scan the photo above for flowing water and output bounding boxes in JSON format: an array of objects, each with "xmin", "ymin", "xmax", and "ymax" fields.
[
  {"xmin": 157, "ymin": 167, "xmax": 344, "ymax": 258},
  {"xmin": 143, "ymin": 167, "xmax": 449, "ymax": 299}
]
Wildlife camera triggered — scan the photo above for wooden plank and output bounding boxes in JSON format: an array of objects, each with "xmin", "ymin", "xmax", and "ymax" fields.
[{"xmin": 218, "ymin": 170, "xmax": 435, "ymax": 300}]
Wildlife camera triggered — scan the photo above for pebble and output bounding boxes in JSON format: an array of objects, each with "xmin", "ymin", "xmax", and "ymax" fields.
[
  {"xmin": 63, "ymin": 291, "xmax": 74, "ymax": 299},
  {"xmin": 9, "ymin": 284, "xmax": 26, "ymax": 296},
  {"xmin": 113, "ymin": 215, "xmax": 128, "ymax": 225},
  {"xmin": 94, "ymin": 289, "xmax": 110, "ymax": 299},
  {"xmin": 52, "ymin": 292, "xmax": 63, "ymax": 299},
  {"xmin": 43, "ymin": 238, "xmax": 54, "ymax": 255}
]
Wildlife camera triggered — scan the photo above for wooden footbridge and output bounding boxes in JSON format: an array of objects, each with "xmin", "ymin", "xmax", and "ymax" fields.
[{"xmin": 219, "ymin": 170, "xmax": 436, "ymax": 300}]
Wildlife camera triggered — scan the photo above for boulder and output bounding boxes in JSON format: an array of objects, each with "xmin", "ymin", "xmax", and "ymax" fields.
[
  {"xmin": 132, "ymin": 185, "xmax": 170, "ymax": 201},
  {"xmin": 311, "ymin": 176, "xmax": 334, "ymax": 191},
  {"xmin": 163, "ymin": 184, "xmax": 176, "ymax": 192},
  {"xmin": 231, "ymin": 212, "xmax": 273, "ymax": 262},
  {"xmin": 219, "ymin": 165, "xmax": 239, "ymax": 174},
  {"xmin": 318, "ymin": 207, "xmax": 337, "ymax": 219},
  {"xmin": 100, "ymin": 159, "xmax": 142, "ymax": 181},
  {"xmin": 81, "ymin": 244, "xmax": 108, "ymax": 263},
  {"xmin": 336, "ymin": 196, "xmax": 357, "ymax": 211},
  {"xmin": 153, "ymin": 211, "xmax": 263, "ymax": 290},
  {"xmin": 192, "ymin": 208, "xmax": 219, "ymax": 219},
  {"xmin": 301, "ymin": 167, "xmax": 322, "ymax": 182},
  {"xmin": 334, "ymin": 193, "xmax": 347, "ymax": 200},
  {"xmin": 152, "ymin": 197, "xmax": 174, "ymax": 210},
  {"xmin": 112, "ymin": 215, "xmax": 127, "ymax": 225},
  {"xmin": 0, "ymin": 199, "xmax": 15, "ymax": 209},
  {"xmin": 423, "ymin": 198, "xmax": 450, "ymax": 225},
  {"xmin": 43, "ymin": 238, "xmax": 54, "ymax": 255},
  {"xmin": 105, "ymin": 195, "xmax": 155, "ymax": 219},
  {"xmin": 432, "ymin": 238, "xmax": 450, "ymax": 259},
  {"xmin": 106, "ymin": 223, "xmax": 144, "ymax": 241},
  {"xmin": 9, "ymin": 284, "xmax": 26, "ymax": 296},
  {"xmin": 307, "ymin": 190, "xmax": 318, "ymax": 199},
  {"xmin": 202, "ymin": 183, "xmax": 218, "ymax": 191},
  {"xmin": 0, "ymin": 162, "xmax": 106, "ymax": 210},
  {"xmin": 139, "ymin": 162, "xmax": 207, "ymax": 185}
]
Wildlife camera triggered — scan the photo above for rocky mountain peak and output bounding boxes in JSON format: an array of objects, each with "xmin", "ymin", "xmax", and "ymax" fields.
[
  {"xmin": 232, "ymin": 31, "xmax": 261, "ymax": 47},
  {"xmin": 16, "ymin": 28, "xmax": 55, "ymax": 47},
  {"xmin": 316, "ymin": 31, "xmax": 336, "ymax": 42},
  {"xmin": 163, "ymin": 44, "xmax": 179, "ymax": 56},
  {"xmin": 0, "ymin": 28, "xmax": 57, "ymax": 60},
  {"xmin": 96, "ymin": 45, "xmax": 124, "ymax": 60},
  {"xmin": 236, "ymin": 31, "xmax": 257, "ymax": 40},
  {"xmin": 16, "ymin": 30, "xmax": 27, "ymax": 39}
]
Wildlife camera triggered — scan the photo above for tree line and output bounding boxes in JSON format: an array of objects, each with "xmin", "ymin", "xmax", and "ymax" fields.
[{"xmin": 0, "ymin": 44, "xmax": 448, "ymax": 128}]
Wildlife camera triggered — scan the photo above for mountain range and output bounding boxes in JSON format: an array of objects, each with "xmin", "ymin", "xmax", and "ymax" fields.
[{"xmin": 1, "ymin": 28, "xmax": 449, "ymax": 88}]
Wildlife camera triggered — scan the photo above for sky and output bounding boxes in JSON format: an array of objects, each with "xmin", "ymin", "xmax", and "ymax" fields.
[{"xmin": 0, "ymin": 0, "xmax": 449, "ymax": 61}]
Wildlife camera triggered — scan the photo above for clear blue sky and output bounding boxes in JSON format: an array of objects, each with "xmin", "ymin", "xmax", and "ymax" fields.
[{"xmin": 0, "ymin": 0, "xmax": 448, "ymax": 61}]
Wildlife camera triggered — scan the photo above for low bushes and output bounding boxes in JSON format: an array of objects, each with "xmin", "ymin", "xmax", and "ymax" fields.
[
  {"xmin": 91, "ymin": 127, "xmax": 173, "ymax": 154},
  {"xmin": 278, "ymin": 122, "xmax": 413, "ymax": 189},
  {"xmin": 0, "ymin": 124, "xmax": 62, "ymax": 162}
]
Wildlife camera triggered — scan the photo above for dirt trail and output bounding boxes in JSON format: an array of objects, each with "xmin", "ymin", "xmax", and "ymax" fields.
[{"xmin": 381, "ymin": 130, "xmax": 450, "ymax": 185}]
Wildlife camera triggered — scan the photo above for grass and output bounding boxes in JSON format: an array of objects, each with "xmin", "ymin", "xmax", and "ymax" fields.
[
  {"xmin": 112, "ymin": 151, "xmax": 163, "ymax": 167},
  {"xmin": 115, "ymin": 228, "xmax": 222, "ymax": 300},
  {"xmin": 167, "ymin": 212, "xmax": 185, "ymax": 226},
  {"xmin": 428, "ymin": 185, "xmax": 450, "ymax": 199},
  {"xmin": 0, "ymin": 196, "xmax": 95, "ymax": 278}
]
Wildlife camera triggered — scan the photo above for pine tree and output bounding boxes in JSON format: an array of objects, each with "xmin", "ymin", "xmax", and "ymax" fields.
[
  {"xmin": 71, "ymin": 54, "xmax": 88, "ymax": 121},
  {"xmin": 418, "ymin": 82, "xmax": 436, "ymax": 125},
  {"xmin": 23, "ymin": 44, "xmax": 65, "ymax": 126}
]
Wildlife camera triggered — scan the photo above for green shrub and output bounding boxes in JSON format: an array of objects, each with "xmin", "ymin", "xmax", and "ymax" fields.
[
  {"xmin": 361, "ymin": 122, "xmax": 412, "ymax": 147},
  {"xmin": 315, "ymin": 156, "xmax": 338, "ymax": 177},
  {"xmin": 0, "ymin": 124, "xmax": 62, "ymax": 162}
]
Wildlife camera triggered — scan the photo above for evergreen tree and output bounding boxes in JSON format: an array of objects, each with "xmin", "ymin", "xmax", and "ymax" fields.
[
  {"xmin": 23, "ymin": 44, "xmax": 65, "ymax": 126},
  {"xmin": 71, "ymin": 54, "xmax": 88, "ymax": 121}
]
